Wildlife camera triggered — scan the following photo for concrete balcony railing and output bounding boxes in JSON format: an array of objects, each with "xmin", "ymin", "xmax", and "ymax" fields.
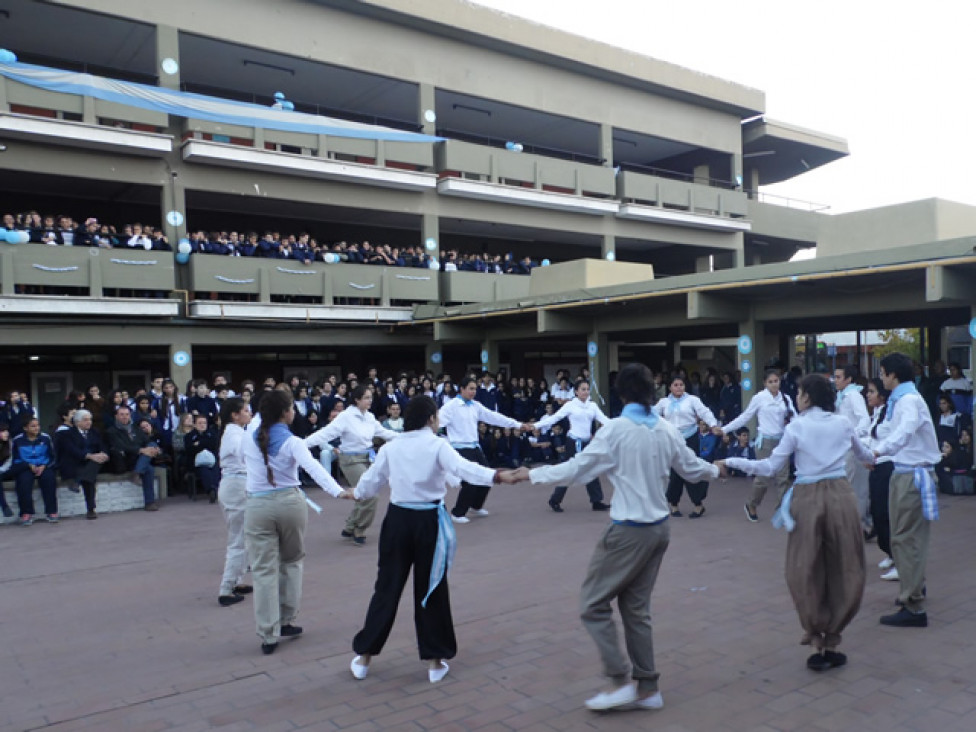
[
  {"xmin": 187, "ymin": 255, "xmax": 440, "ymax": 307},
  {"xmin": 438, "ymin": 270, "xmax": 531, "ymax": 304},
  {"xmin": 0, "ymin": 243, "xmax": 178, "ymax": 316},
  {"xmin": 615, "ymin": 170, "xmax": 751, "ymax": 232}
]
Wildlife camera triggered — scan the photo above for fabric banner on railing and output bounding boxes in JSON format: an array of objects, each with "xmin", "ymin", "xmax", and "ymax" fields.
[{"xmin": 0, "ymin": 61, "xmax": 442, "ymax": 143}]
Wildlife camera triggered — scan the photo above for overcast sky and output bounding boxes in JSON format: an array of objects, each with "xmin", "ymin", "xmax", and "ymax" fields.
[{"xmin": 471, "ymin": 0, "xmax": 976, "ymax": 215}]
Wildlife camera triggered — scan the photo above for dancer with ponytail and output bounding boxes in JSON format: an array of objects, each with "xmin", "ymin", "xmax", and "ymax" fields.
[
  {"xmin": 216, "ymin": 397, "xmax": 253, "ymax": 608},
  {"xmin": 243, "ymin": 390, "xmax": 353, "ymax": 655}
]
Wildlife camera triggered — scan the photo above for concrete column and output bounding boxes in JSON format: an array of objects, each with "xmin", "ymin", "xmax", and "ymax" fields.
[
  {"xmin": 479, "ymin": 339, "xmax": 498, "ymax": 375},
  {"xmin": 419, "ymin": 83, "xmax": 436, "ymax": 136},
  {"xmin": 693, "ymin": 164, "xmax": 710, "ymax": 186},
  {"xmin": 731, "ymin": 232, "xmax": 745, "ymax": 268},
  {"xmin": 587, "ymin": 330, "xmax": 610, "ymax": 409},
  {"xmin": 425, "ymin": 342, "xmax": 443, "ymax": 374},
  {"xmin": 169, "ymin": 342, "xmax": 193, "ymax": 390},
  {"xmin": 694, "ymin": 255, "xmax": 712, "ymax": 273},
  {"xmin": 421, "ymin": 213, "xmax": 439, "ymax": 255},
  {"xmin": 601, "ymin": 233, "xmax": 615, "ymax": 262},
  {"xmin": 737, "ymin": 317, "xmax": 761, "ymax": 410},
  {"xmin": 732, "ymin": 153, "xmax": 743, "ymax": 190},
  {"xmin": 156, "ymin": 24, "xmax": 181, "ymax": 91},
  {"xmin": 748, "ymin": 168, "xmax": 760, "ymax": 197},
  {"xmin": 599, "ymin": 123, "xmax": 613, "ymax": 167},
  {"xmin": 162, "ymin": 178, "xmax": 187, "ymax": 293}
]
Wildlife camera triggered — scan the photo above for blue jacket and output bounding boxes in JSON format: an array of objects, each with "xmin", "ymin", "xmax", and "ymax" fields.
[{"xmin": 11, "ymin": 432, "xmax": 56, "ymax": 471}]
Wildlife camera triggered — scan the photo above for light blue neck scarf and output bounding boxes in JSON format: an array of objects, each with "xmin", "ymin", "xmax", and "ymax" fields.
[
  {"xmin": 253, "ymin": 421, "xmax": 291, "ymax": 457},
  {"xmin": 622, "ymin": 402, "xmax": 660, "ymax": 429},
  {"xmin": 886, "ymin": 381, "xmax": 918, "ymax": 421},
  {"xmin": 835, "ymin": 383, "xmax": 862, "ymax": 407}
]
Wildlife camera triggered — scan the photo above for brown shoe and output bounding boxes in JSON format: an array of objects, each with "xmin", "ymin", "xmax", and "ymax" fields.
[{"xmin": 144, "ymin": 503, "xmax": 160, "ymax": 512}]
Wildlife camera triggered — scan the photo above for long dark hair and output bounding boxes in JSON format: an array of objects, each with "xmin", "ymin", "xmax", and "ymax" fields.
[
  {"xmin": 799, "ymin": 374, "xmax": 835, "ymax": 412},
  {"xmin": 868, "ymin": 377, "xmax": 890, "ymax": 439},
  {"xmin": 257, "ymin": 390, "xmax": 293, "ymax": 487},
  {"xmin": 765, "ymin": 368, "xmax": 793, "ymax": 427},
  {"xmin": 616, "ymin": 363, "xmax": 655, "ymax": 411},
  {"xmin": 219, "ymin": 397, "xmax": 247, "ymax": 439}
]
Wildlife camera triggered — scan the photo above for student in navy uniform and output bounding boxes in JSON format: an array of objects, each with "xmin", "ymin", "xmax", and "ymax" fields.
[
  {"xmin": 185, "ymin": 379, "xmax": 219, "ymax": 427},
  {"xmin": 186, "ymin": 413, "xmax": 221, "ymax": 503},
  {"xmin": 725, "ymin": 429, "xmax": 756, "ymax": 476},
  {"xmin": 10, "ymin": 417, "xmax": 59, "ymax": 524}
]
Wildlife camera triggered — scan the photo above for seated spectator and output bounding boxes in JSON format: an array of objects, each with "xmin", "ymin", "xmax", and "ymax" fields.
[
  {"xmin": 725, "ymin": 429, "xmax": 756, "ymax": 476},
  {"xmin": 58, "ymin": 409, "xmax": 109, "ymax": 519},
  {"xmin": 51, "ymin": 400, "xmax": 77, "ymax": 471},
  {"xmin": 10, "ymin": 417, "xmax": 58, "ymax": 524},
  {"xmin": 185, "ymin": 414, "xmax": 220, "ymax": 503},
  {"xmin": 697, "ymin": 420, "xmax": 720, "ymax": 462},
  {"xmin": 103, "ymin": 389, "xmax": 126, "ymax": 431},
  {"xmin": 185, "ymin": 379, "xmax": 219, "ymax": 427},
  {"xmin": 105, "ymin": 405, "xmax": 161, "ymax": 511}
]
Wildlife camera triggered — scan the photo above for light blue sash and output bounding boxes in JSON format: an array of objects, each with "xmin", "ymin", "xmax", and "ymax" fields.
[{"xmin": 394, "ymin": 501, "xmax": 456, "ymax": 607}]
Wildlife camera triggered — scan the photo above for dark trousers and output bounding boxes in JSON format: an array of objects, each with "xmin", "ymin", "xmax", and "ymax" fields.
[
  {"xmin": 134, "ymin": 454, "xmax": 156, "ymax": 505},
  {"xmin": 869, "ymin": 461, "xmax": 894, "ymax": 558},
  {"xmin": 550, "ymin": 437, "xmax": 603, "ymax": 505},
  {"xmin": 196, "ymin": 465, "xmax": 220, "ymax": 495},
  {"xmin": 451, "ymin": 447, "xmax": 490, "ymax": 517},
  {"xmin": 76, "ymin": 461, "xmax": 101, "ymax": 512},
  {"xmin": 15, "ymin": 469, "xmax": 58, "ymax": 516},
  {"xmin": 353, "ymin": 504, "xmax": 457, "ymax": 660},
  {"xmin": 0, "ymin": 477, "xmax": 11, "ymax": 513},
  {"xmin": 666, "ymin": 433, "xmax": 708, "ymax": 507}
]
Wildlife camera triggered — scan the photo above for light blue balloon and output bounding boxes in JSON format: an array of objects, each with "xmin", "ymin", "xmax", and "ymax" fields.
[
  {"xmin": 0, "ymin": 227, "xmax": 6, "ymax": 237},
  {"xmin": 541, "ymin": 259, "xmax": 550, "ymax": 266},
  {"xmin": 274, "ymin": 91, "xmax": 285, "ymax": 100},
  {"xmin": 282, "ymin": 101, "xmax": 295, "ymax": 111},
  {"xmin": 0, "ymin": 49, "xmax": 17, "ymax": 65},
  {"xmin": 15, "ymin": 230, "xmax": 29, "ymax": 243},
  {"xmin": 175, "ymin": 251, "xmax": 190, "ymax": 264},
  {"xmin": 5, "ymin": 230, "xmax": 22, "ymax": 244}
]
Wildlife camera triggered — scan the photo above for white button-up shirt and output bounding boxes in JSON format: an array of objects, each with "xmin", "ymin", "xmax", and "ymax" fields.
[
  {"xmin": 864, "ymin": 407, "xmax": 892, "ymax": 464},
  {"xmin": 722, "ymin": 389, "xmax": 797, "ymax": 438},
  {"xmin": 305, "ymin": 407, "xmax": 399, "ymax": 454},
  {"xmin": 534, "ymin": 397, "xmax": 608, "ymax": 440},
  {"xmin": 244, "ymin": 431, "xmax": 343, "ymax": 496},
  {"xmin": 219, "ymin": 423, "xmax": 248, "ymax": 475},
  {"xmin": 725, "ymin": 407, "xmax": 875, "ymax": 480},
  {"xmin": 653, "ymin": 394, "xmax": 718, "ymax": 438},
  {"xmin": 354, "ymin": 427, "xmax": 497, "ymax": 503},
  {"xmin": 836, "ymin": 385, "xmax": 871, "ymax": 437},
  {"xmin": 438, "ymin": 397, "xmax": 521, "ymax": 446},
  {"xmin": 873, "ymin": 392, "xmax": 941, "ymax": 467},
  {"xmin": 529, "ymin": 417, "xmax": 718, "ymax": 524}
]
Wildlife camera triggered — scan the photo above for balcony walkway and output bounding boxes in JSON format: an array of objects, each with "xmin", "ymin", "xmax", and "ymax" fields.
[{"xmin": 3, "ymin": 477, "xmax": 975, "ymax": 731}]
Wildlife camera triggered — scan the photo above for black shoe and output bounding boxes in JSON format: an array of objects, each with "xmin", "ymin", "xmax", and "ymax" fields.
[
  {"xmin": 880, "ymin": 608, "xmax": 928, "ymax": 627},
  {"xmin": 68, "ymin": 483, "xmax": 81, "ymax": 494},
  {"xmin": 86, "ymin": 510, "xmax": 97, "ymax": 520},
  {"xmin": 669, "ymin": 507, "xmax": 682, "ymax": 518},
  {"xmin": 1, "ymin": 506, "xmax": 12, "ymax": 518},
  {"xmin": 280, "ymin": 624, "xmax": 303, "ymax": 637},
  {"xmin": 689, "ymin": 506, "xmax": 706, "ymax": 519},
  {"xmin": 863, "ymin": 528, "xmax": 876, "ymax": 542},
  {"xmin": 548, "ymin": 500, "xmax": 564, "ymax": 513},
  {"xmin": 352, "ymin": 536, "xmax": 366, "ymax": 546},
  {"xmin": 261, "ymin": 642, "xmax": 277, "ymax": 655},
  {"xmin": 591, "ymin": 502, "xmax": 610, "ymax": 511},
  {"xmin": 219, "ymin": 594, "xmax": 245, "ymax": 607},
  {"xmin": 232, "ymin": 584, "xmax": 253, "ymax": 595},
  {"xmin": 341, "ymin": 529, "xmax": 354, "ymax": 539},
  {"xmin": 744, "ymin": 505, "xmax": 759, "ymax": 523},
  {"xmin": 209, "ymin": 489, "xmax": 217, "ymax": 504},
  {"xmin": 806, "ymin": 652, "xmax": 830, "ymax": 671},
  {"xmin": 823, "ymin": 650, "xmax": 847, "ymax": 668}
]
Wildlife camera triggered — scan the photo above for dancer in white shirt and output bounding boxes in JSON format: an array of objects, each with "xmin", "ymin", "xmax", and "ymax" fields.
[
  {"xmin": 217, "ymin": 397, "xmax": 253, "ymax": 607},
  {"xmin": 834, "ymin": 365, "xmax": 871, "ymax": 535},
  {"xmin": 349, "ymin": 396, "xmax": 505, "ymax": 684},
  {"xmin": 306, "ymin": 384, "xmax": 399, "ymax": 545},
  {"xmin": 438, "ymin": 376, "xmax": 531, "ymax": 523},
  {"xmin": 653, "ymin": 375, "xmax": 718, "ymax": 518},
  {"xmin": 534, "ymin": 380, "xmax": 610, "ymax": 512},
  {"xmin": 717, "ymin": 369, "xmax": 797, "ymax": 522},
  {"xmin": 718, "ymin": 374, "xmax": 873, "ymax": 672},
  {"xmin": 244, "ymin": 390, "xmax": 353, "ymax": 655},
  {"xmin": 506, "ymin": 363, "xmax": 717, "ymax": 711}
]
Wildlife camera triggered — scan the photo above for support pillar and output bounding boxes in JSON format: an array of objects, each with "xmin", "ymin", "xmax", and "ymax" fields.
[
  {"xmin": 737, "ymin": 317, "xmax": 761, "ymax": 409},
  {"xmin": 601, "ymin": 233, "xmax": 615, "ymax": 262},
  {"xmin": 425, "ymin": 342, "xmax": 443, "ymax": 375},
  {"xmin": 169, "ymin": 342, "xmax": 193, "ymax": 391},
  {"xmin": 732, "ymin": 153, "xmax": 743, "ymax": 190},
  {"xmin": 587, "ymin": 330, "xmax": 609, "ymax": 408},
  {"xmin": 418, "ymin": 83, "xmax": 436, "ymax": 136},
  {"xmin": 599, "ymin": 123, "xmax": 613, "ymax": 167},
  {"xmin": 693, "ymin": 164, "xmax": 710, "ymax": 187},
  {"xmin": 155, "ymin": 25, "xmax": 181, "ymax": 91},
  {"xmin": 479, "ymin": 339, "xmax": 498, "ymax": 375},
  {"xmin": 422, "ymin": 213, "xmax": 439, "ymax": 260}
]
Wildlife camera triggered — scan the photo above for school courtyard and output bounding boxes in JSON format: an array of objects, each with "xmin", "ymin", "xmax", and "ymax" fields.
[{"xmin": 3, "ymin": 477, "xmax": 975, "ymax": 732}]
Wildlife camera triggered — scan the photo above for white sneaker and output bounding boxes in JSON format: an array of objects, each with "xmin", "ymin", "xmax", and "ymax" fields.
[
  {"xmin": 634, "ymin": 691, "xmax": 664, "ymax": 710},
  {"xmin": 879, "ymin": 557, "xmax": 894, "ymax": 570},
  {"xmin": 469, "ymin": 508, "xmax": 490, "ymax": 517},
  {"xmin": 350, "ymin": 655, "xmax": 369, "ymax": 680},
  {"xmin": 881, "ymin": 567, "xmax": 900, "ymax": 581},
  {"xmin": 584, "ymin": 684, "xmax": 637, "ymax": 710},
  {"xmin": 450, "ymin": 515, "xmax": 470, "ymax": 524},
  {"xmin": 428, "ymin": 661, "xmax": 449, "ymax": 683}
]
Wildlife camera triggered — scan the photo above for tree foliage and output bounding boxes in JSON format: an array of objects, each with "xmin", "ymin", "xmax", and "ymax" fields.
[{"xmin": 872, "ymin": 329, "xmax": 921, "ymax": 362}]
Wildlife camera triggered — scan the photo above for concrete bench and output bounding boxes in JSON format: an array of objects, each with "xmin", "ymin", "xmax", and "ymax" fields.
[{"xmin": 2, "ymin": 467, "xmax": 168, "ymax": 519}]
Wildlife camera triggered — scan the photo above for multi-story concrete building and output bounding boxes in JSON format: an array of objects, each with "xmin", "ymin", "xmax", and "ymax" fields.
[{"xmin": 0, "ymin": 0, "xmax": 972, "ymax": 423}]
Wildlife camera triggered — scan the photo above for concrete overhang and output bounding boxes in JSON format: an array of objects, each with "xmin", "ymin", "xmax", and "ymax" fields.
[
  {"xmin": 618, "ymin": 203, "xmax": 752, "ymax": 232},
  {"xmin": 0, "ymin": 296, "xmax": 179, "ymax": 317},
  {"xmin": 437, "ymin": 178, "xmax": 620, "ymax": 215},
  {"xmin": 0, "ymin": 113, "xmax": 172, "ymax": 156},
  {"xmin": 189, "ymin": 300, "xmax": 414, "ymax": 323},
  {"xmin": 743, "ymin": 117, "xmax": 849, "ymax": 185},
  {"xmin": 181, "ymin": 140, "xmax": 437, "ymax": 192}
]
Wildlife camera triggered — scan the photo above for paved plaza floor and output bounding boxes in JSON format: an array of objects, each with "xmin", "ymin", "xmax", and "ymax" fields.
[{"xmin": 2, "ymin": 476, "xmax": 975, "ymax": 731}]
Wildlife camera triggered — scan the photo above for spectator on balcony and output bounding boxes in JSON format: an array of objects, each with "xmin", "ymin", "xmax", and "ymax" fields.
[
  {"xmin": 34, "ymin": 215, "xmax": 62, "ymax": 246},
  {"xmin": 150, "ymin": 228, "xmax": 171, "ymax": 251},
  {"xmin": 59, "ymin": 216, "xmax": 77, "ymax": 246},
  {"xmin": 185, "ymin": 379, "xmax": 219, "ymax": 427},
  {"xmin": 75, "ymin": 218, "xmax": 102, "ymax": 248},
  {"xmin": 292, "ymin": 234, "xmax": 314, "ymax": 264},
  {"xmin": 238, "ymin": 232, "xmax": 258, "ymax": 257},
  {"xmin": 125, "ymin": 223, "xmax": 153, "ymax": 250},
  {"xmin": 10, "ymin": 417, "xmax": 59, "ymax": 524},
  {"xmin": 2, "ymin": 212, "xmax": 17, "ymax": 231},
  {"xmin": 255, "ymin": 232, "xmax": 279, "ymax": 258},
  {"xmin": 516, "ymin": 255, "xmax": 536, "ymax": 275},
  {"xmin": 98, "ymin": 224, "xmax": 119, "ymax": 248},
  {"xmin": 59, "ymin": 409, "xmax": 109, "ymax": 520},
  {"xmin": 2, "ymin": 391, "xmax": 35, "ymax": 438},
  {"xmin": 106, "ymin": 404, "xmax": 161, "ymax": 510}
]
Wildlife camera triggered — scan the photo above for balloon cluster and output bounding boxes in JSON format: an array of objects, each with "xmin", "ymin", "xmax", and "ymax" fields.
[
  {"xmin": 176, "ymin": 238, "xmax": 191, "ymax": 264},
  {"xmin": 322, "ymin": 252, "xmax": 340, "ymax": 264},
  {"xmin": 271, "ymin": 91, "xmax": 295, "ymax": 112},
  {"xmin": 0, "ymin": 227, "xmax": 29, "ymax": 244},
  {"xmin": 504, "ymin": 141, "xmax": 524, "ymax": 153},
  {"xmin": 0, "ymin": 49, "xmax": 18, "ymax": 65}
]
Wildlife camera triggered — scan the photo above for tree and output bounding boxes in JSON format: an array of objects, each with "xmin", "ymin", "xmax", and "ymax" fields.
[{"xmin": 872, "ymin": 329, "xmax": 921, "ymax": 362}]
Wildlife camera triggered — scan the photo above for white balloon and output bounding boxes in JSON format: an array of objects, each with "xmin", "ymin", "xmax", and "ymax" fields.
[{"xmin": 177, "ymin": 239, "xmax": 191, "ymax": 255}]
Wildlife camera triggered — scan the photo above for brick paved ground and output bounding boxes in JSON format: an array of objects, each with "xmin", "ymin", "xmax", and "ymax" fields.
[{"xmin": 2, "ymin": 476, "xmax": 975, "ymax": 731}]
